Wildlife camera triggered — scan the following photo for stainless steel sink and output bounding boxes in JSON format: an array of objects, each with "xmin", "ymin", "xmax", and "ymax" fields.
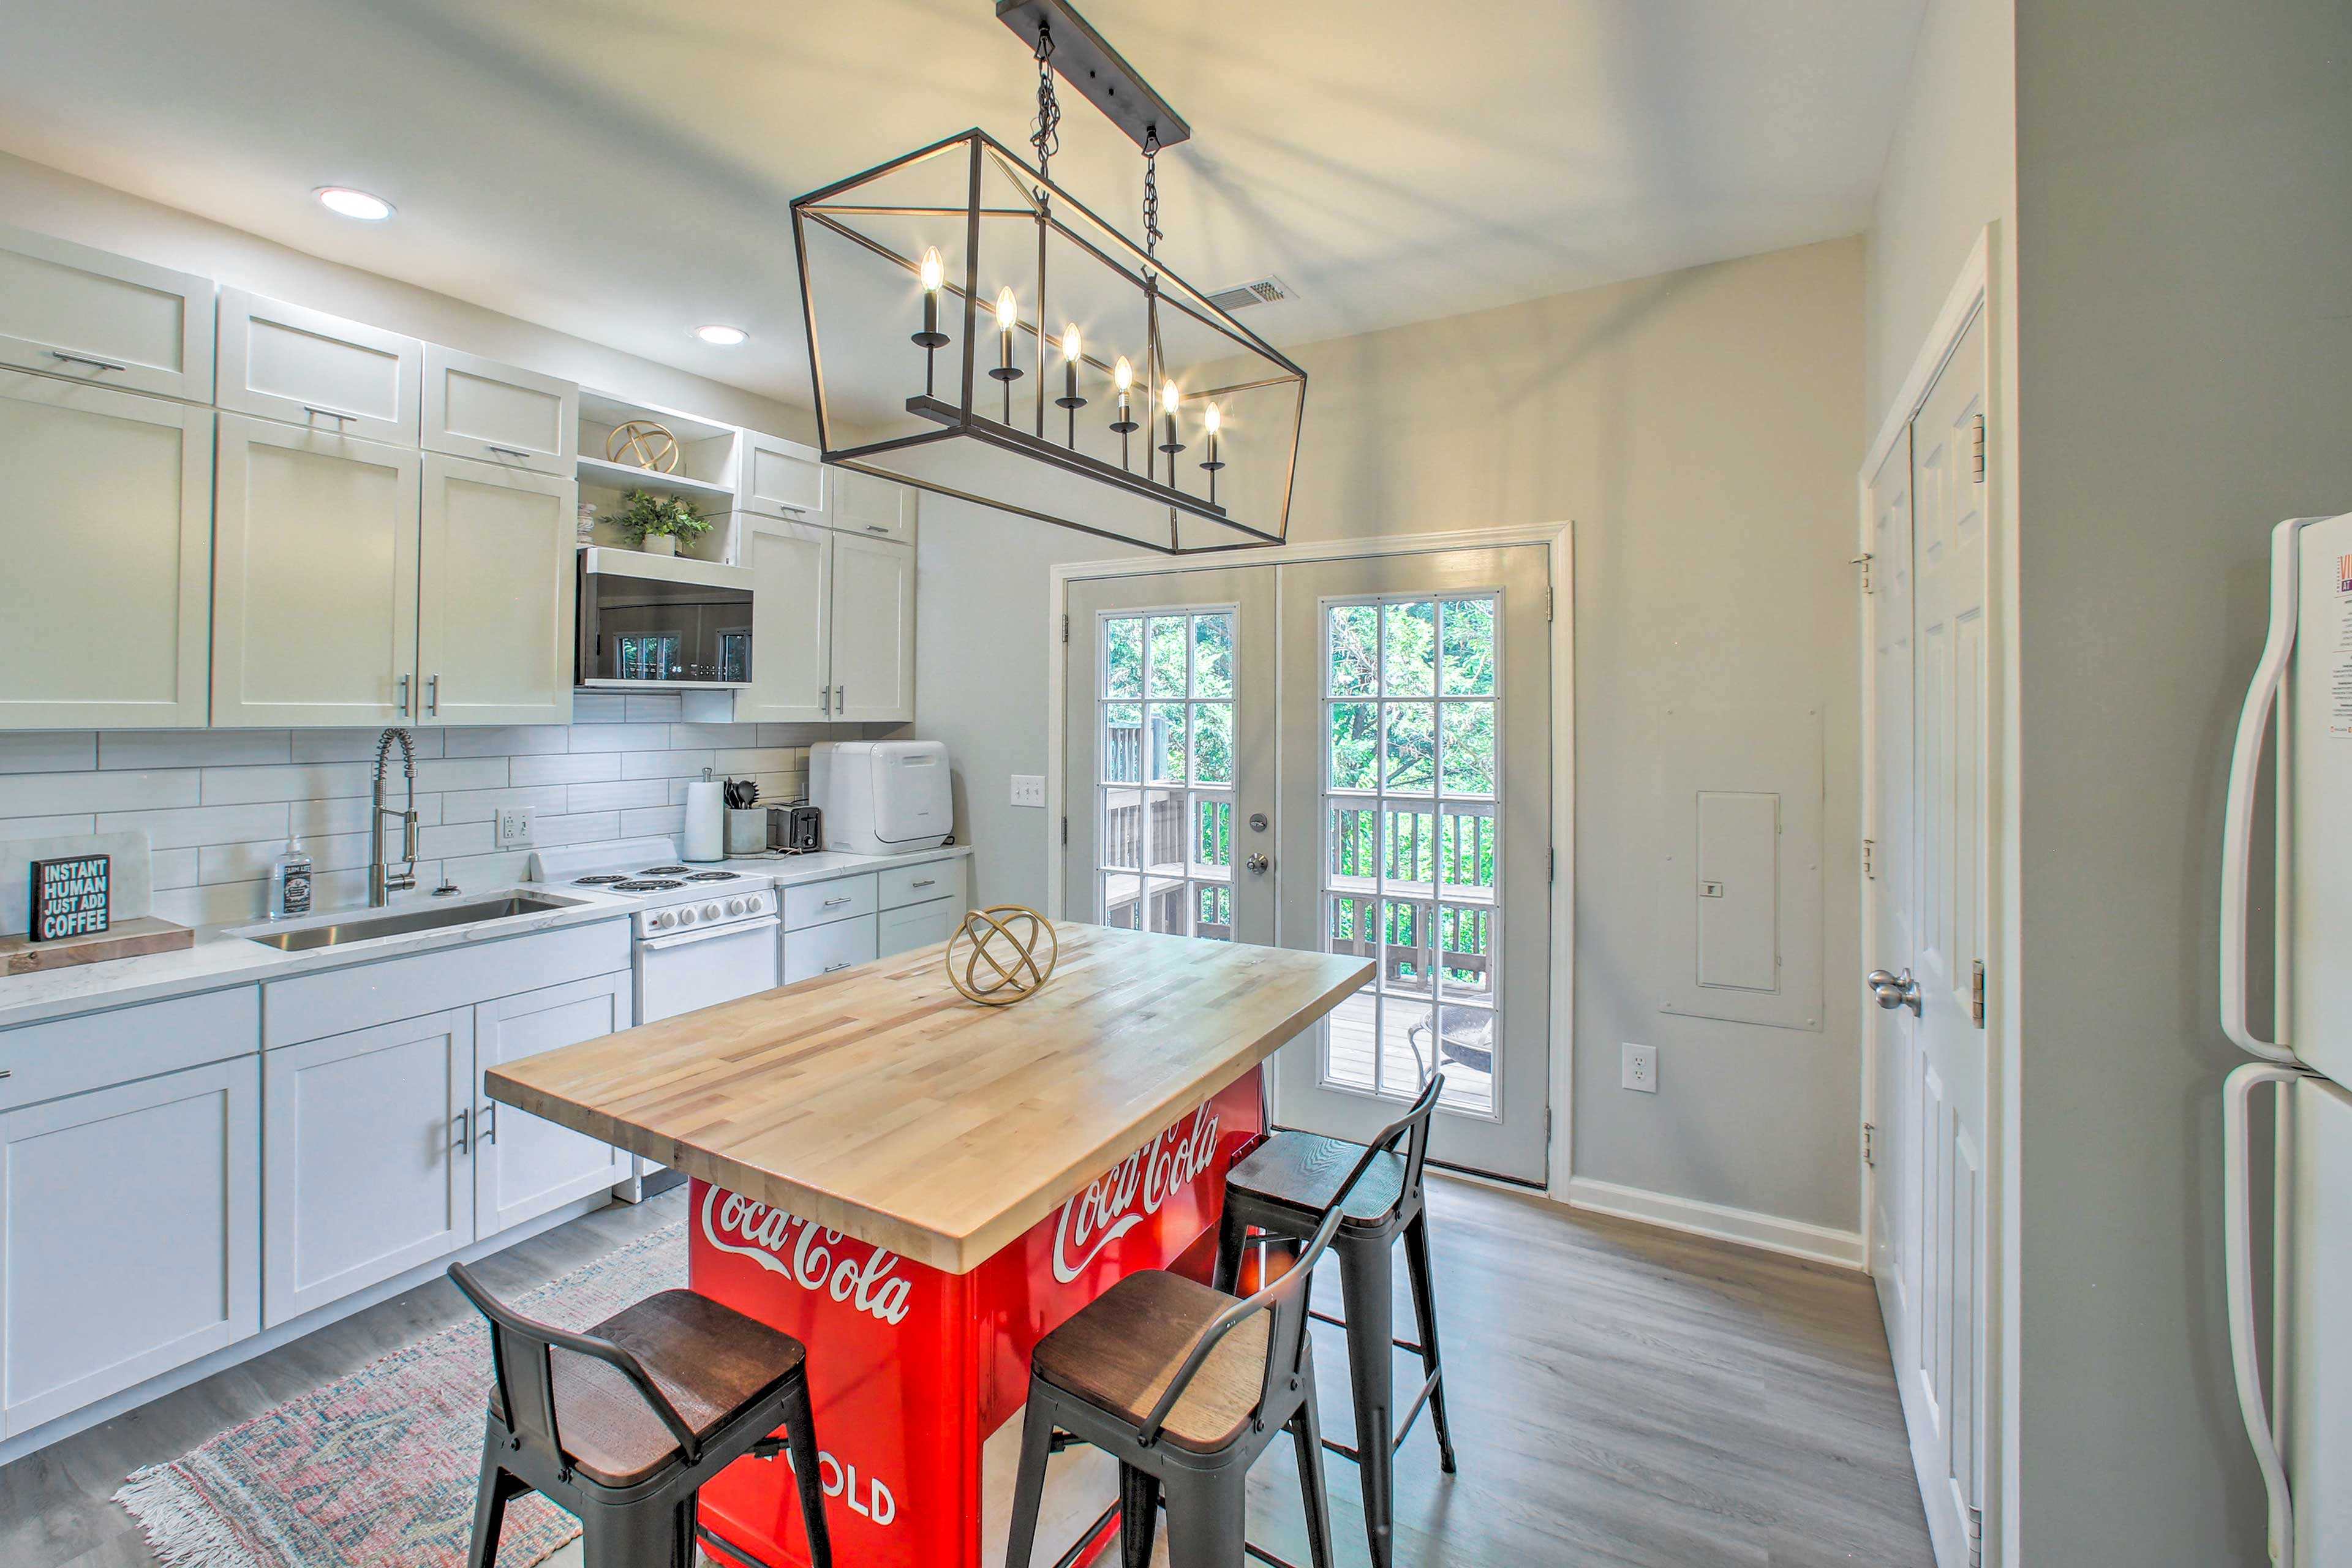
[{"xmin": 241, "ymin": 895, "xmax": 587, "ymax": 952}]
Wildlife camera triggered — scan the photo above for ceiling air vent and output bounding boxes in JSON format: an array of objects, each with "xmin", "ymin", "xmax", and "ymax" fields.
[{"xmin": 1205, "ymin": 275, "xmax": 1292, "ymax": 313}]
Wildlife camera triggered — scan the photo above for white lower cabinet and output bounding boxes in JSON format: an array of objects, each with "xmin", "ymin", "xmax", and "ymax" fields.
[
  {"xmin": 783, "ymin": 913, "xmax": 879, "ymax": 983},
  {"xmin": 473, "ymin": 974, "xmax": 631, "ymax": 1235},
  {"xmin": 878, "ymin": 896, "xmax": 960, "ymax": 957},
  {"xmin": 0, "ymin": 1059, "xmax": 260, "ymax": 1435},
  {"xmin": 262, "ymin": 1009, "xmax": 474, "ymax": 1327}
]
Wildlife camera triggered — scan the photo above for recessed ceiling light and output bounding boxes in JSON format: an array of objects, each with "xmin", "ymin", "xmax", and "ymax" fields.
[
  {"xmin": 694, "ymin": 324, "xmax": 749, "ymax": 346},
  {"xmin": 315, "ymin": 187, "xmax": 394, "ymax": 221}
]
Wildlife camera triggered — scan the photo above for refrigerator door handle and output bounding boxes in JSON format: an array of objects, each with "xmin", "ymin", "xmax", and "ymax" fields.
[
  {"xmin": 2220, "ymin": 520, "xmax": 2307, "ymax": 1065},
  {"xmin": 2225, "ymin": 1060, "xmax": 2305, "ymax": 1568}
]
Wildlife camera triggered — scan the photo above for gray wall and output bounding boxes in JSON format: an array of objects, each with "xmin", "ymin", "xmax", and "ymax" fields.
[
  {"xmin": 2011, "ymin": 2, "xmax": 2352, "ymax": 1561},
  {"xmin": 914, "ymin": 236, "xmax": 1869, "ymax": 1233}
]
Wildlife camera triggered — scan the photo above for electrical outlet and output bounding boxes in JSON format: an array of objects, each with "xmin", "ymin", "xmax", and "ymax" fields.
[
  {"xmin": 496, "ymin": 807, "xmax": 535, "ymax": 848},
  {"xmin": 1009, "ymin": 774, "xmax": 1046, "ymax": 809},
  {"xmin": 1622, "ymin": 1042, "xmax": 1659, "ymax": 1094}
]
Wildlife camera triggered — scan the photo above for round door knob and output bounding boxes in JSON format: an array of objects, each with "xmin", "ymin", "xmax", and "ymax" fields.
[
  {"xmin": 1866, "ymin": 967, "xmax": 1923, "ymax": 1017},
  {"xmin": 1245, "ymin": 852, "xmax": 1272, "ymax": 873},
  {"xmin": 703, "ymin": 903, "xmax": 723, "ymax": 921}
]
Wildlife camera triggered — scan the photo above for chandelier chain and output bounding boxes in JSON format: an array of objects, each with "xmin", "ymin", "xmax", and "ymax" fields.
[
  {"xmin": 1030, "ymin": 20, "xmax": 1061, "ymax": 184},
  {"xmin": 1142, "ymin": 126, "xmax": 1162, "ymax": 261}
]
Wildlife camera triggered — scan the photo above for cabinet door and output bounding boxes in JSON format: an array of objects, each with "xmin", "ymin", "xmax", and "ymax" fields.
[
  {"xmin": 830, "ymin": 533, "xmax": 915, "ymax": 722},
  {"xmin": 418, "ymin": 454, "xmax": 577, "ymax": 726},
  {"xmin": 735, "ymin": 430, "xmax": 826, "ymax": 521},
  {"xmin": 213, "ymin": 413, "xmax": 422, "ymax": 728},
  {"xmin": 262, "ymin": 1009, "xmax": 473, "ymax": 1327},
  {"xmin": 0, "ymin": 373, "xmax": 212, "ymax": 729},
  {"xmin": 422, "ymin": 345, "xmax": 578, "ymax": 475},
  {"xmin": 0, "ymin": 1060, "xmax": 258, "ymax": 1435},
  {"xmin": 741, "ymin": 514, "xmax": 832, "ymax": 723},
  {"xmin": 827, "ymin": 465, "xmax": 917, "ymax": 543},
  {"xmin": 0, "ymin": 224, "xmax": 214, "ymax": 402},
  {"xmin": 782, "ymin": 913, "xmax": 879, "ymax": 984},
  {"xmin": 217, "ymin": 288, "xmax": 421, "ymax": 447},
  {"xmin": 878, "ymin": 896, "xmax": 960, "ymax": 958},
  {"xmin": 473, "ymin": 973, "xmax": 632, "ymax": 1236}
]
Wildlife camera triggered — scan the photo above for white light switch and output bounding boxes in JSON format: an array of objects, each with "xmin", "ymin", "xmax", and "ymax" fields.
[
  {"xmin": 496, "ymin": 807, "xmax": 535, "ymax": 848},
  {"xmin": 1009, "ymin": 774, "xmax": 1046, "ymax": 809}
]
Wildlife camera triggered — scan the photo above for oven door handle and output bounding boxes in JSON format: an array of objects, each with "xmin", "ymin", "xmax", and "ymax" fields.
[{"xmin": 640, "ymin": 914, "xmax": 780, "ymax": 952}]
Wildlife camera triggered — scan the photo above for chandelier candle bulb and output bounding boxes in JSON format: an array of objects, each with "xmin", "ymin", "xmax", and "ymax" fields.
[
  {"xmin": 1200, "ymin": 401, "xmax": 1224, "ymax": 503},
  {"xmin": 1055, "ymin": 322, "xmax": 1087, "ymax": 446},
  {"xmin": 1158, "ymin": 379, "xmax": 1185, "ymax": 467},
  {"xmin": 989, "ymin": 285, "xmax": 1023, "ymax": 421},
  {"xmin": 913, "ymin": 247, "xmax": 949, "ymax": 394},
  {"xmin": 1110, "ymin": 353, "xmax": 1137, "ymax": 469}
]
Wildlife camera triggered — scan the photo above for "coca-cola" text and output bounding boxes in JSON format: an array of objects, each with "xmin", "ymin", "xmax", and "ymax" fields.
[
  {"xmin": 701, "ymin": 1186, "xmax": 914, "ymax": 1325},
  {"xmin": 1051, "ymin": 1101, "xmax": 1221, "ymax": 1283}
]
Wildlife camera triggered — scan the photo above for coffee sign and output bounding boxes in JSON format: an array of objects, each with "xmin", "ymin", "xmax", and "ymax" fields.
[{"xmin": 31, "ymin": 854, "xmax": 110, "ymax": 941}]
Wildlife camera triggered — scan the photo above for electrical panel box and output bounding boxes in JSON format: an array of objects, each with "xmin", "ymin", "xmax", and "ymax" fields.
[{"xmin": 1695, "ymin": 790, "xmax": 1780, "ymax": 992}]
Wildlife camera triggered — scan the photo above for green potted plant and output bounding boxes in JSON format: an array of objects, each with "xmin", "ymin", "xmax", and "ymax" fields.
[{"xmin": 614, "ymin": 489, "xmax": 712, "ymax": 557}]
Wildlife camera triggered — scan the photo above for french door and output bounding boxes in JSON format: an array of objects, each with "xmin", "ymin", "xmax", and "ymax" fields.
[{"xmin": 1061, "ymin": 546, "xmax": 1552, "ymax": 1186}]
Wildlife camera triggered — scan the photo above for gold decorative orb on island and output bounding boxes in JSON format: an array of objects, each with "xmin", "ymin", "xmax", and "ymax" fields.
[{"xmin": 945, "ymin": 905, "xmax": 1058, "ymax": 1006}]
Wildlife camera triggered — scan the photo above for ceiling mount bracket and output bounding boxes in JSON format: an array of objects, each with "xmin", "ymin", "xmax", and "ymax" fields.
[{"xmin": 995, "ymin": 0, "xmax": 1190, "ymax": 151}]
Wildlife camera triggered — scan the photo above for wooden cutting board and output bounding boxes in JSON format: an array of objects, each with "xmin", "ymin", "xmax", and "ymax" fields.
[{"xmin": 0, "ymin": 916, "xmax": 195, "ymax": 976}]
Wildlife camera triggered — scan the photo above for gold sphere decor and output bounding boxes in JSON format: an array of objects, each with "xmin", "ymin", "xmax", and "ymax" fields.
[
  {"xmin": 606, "ymin": 419, "xmax": 681, "ymax": 473},
  {"xmin": 946, "ymin": 905, "xmax": 1059, "ymax": 1007}
]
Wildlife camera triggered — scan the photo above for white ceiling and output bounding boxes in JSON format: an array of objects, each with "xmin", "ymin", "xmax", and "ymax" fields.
[{"xmin": 0, "ymin": 0, "xmax": 1926, "ymax": 409}]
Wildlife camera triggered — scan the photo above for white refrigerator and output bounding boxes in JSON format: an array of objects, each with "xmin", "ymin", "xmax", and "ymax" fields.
[{"xmin": 2223, "ymin": 512, "xmax": 2352, "ymax": 1568}]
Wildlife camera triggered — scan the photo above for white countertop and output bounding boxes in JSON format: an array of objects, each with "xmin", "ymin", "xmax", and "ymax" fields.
[{"xmin": 0, "ymin": 843, "xmax": 972, "ymax": 1034}]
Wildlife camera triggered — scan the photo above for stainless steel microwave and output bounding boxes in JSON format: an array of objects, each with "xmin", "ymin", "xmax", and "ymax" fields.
[{"xmin": 576, "ymin": 548, "xmax": 754, "ymax": 689}]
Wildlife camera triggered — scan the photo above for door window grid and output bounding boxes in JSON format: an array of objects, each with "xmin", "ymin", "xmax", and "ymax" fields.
[
  {"xmin": 1321, "ymin": 594, "xmax": 1500, "ymax": 1116},
  {"xmin": 1098, "ymin": 608, "xmax": 1236, "ymax": 940}
]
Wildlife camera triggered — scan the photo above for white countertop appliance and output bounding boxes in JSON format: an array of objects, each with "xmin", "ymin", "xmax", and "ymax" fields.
[
  {"xmin": 2222, "ymin": 512, "xmax": 2352, "ymax": 1568},
  {"xmin": 529, "ymin": 836, "xmax": 778, "ymax": 1198},
  {"xmin": 811, "ymin": 740, "xmax": 952, "ymax": 856}
]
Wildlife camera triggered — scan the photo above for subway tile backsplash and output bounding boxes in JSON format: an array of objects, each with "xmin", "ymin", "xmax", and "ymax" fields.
[{"xmin": 0, "ymin": 715, "xmax": 815, "ymax": 928}]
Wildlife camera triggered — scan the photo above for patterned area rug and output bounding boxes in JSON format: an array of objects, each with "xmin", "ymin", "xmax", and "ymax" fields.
[{"xmin": 115, "ymin": 1221, "xmax": 685, "ymax": 1568}]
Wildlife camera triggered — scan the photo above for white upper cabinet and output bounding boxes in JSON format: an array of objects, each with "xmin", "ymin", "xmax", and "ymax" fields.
[
  {"xmin": 827, "ymin": 464, "xmax": 918, "ymax": 543},
  {"xmin": 213, "ymin": 413, "xmax": 421, "ymax": 728},
  {"xmin": 0, "ymin": 224, "xmax": 214, "ymax": 403},
  {"xmin": 417, "ymin": 454, "xmax": 577, "ymax": 726},
  {"xmin": 740, "ymin": 514, "xmax": 833, "ymax": 724},
  {"xmin": 422, "ymin": 345, "xmax": 577, "ymax": 476},
  {"xmin": 831, "ymin": 532, "xmax": 915, "ymax": 723},
  {"xmin": 217, "ymin": 288, "xmax": 421, "ymax": 447},
  {"xmin": 0, "ymin": 372, "xmax": 213, "ymax": 730},
  {"xmin": 734, "ymin": 429, "xmax": 826, "ymax": 521}
]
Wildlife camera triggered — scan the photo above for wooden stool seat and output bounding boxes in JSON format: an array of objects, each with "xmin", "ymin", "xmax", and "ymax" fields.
[
  {"xmin": 1031, "ymin": 1271, "xmax": 1272, "ymax": 1453},
  {"xmin": 484, "ymin": 1289, "xmax": 807, "ymax": 1487},
  {"xmin": 1227, "ymin": 1131, "xmax": 1406, "ymax": 1226}
]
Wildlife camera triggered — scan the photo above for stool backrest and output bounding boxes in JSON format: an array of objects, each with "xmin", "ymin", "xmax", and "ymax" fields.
[
  {"xmin": 1138, "ymin": 1072, "xmax": 1446, "ymax": 1446},
  {"xmin": 447, "ymin": 1259, "xmax": 703, "ymax": 1471}
]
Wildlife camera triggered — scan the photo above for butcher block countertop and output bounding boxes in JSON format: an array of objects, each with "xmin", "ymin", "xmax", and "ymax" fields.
[{"xmin": 486, "ymin": 924, "xmax": 1373, "ymax": 1273}]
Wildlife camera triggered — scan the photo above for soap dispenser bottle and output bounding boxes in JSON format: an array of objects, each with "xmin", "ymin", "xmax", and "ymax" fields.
[{"xmin": 270, "ymin": 836, "xmax": 313, "ymax": 919}]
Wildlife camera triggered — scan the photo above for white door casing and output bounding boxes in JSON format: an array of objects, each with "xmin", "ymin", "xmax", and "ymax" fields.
[{"xmin": 417, "ymin": 454, "xmax": 578, "ymax": 726}]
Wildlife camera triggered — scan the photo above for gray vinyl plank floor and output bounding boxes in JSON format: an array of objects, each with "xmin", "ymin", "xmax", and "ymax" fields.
[{"xmin": 0, "ymin": 1178, "xmax": 1932, "ymax": 1568}]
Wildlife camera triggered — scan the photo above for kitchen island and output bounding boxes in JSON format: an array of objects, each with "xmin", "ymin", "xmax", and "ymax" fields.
[{"xmin": 487, "ymin": 922, "xmax": 1371, "ymax": 1568}]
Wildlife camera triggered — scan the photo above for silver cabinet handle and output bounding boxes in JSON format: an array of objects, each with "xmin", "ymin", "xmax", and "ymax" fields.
[
  {"xmin": 426, "ymin": 674, "xmax": 439, "ymax": 717},
  {"xmin": 835, "ymin": 684, "xmax": 845, "ymax": 712},
  {"xmin": 485, "ymin": 444, "xmax": 532, "ymax": 459},
  {"xmin": 865, "ymin": 524, "xmax": 889, "ymax": 533},
  {"xmin": 397, "ymin": 674, "xmax": 411, "ymax": 716},
  {"xmin": 453, "ymin": 1107, "xmax": 470, "ymax": 1155},
  {"xmin": 821, "ymin": 894, "xmax": 852, "ymax": 908},
  {"xmin": 480, "ymin": 1102, "xmax": 498, "ymax": 1145},
  {"xmin": 302, "ymin": 403, "xmax": 361, "ymax": 424},
  {"xmin": 0, "ymin": 1068, "xmax": 12, "ymax": 1079},
  {"xmin": 910, "ymin": 878, "xmax": 935, "ymax": 889},
  {"xmin": 820, "ymin": 683, "xmax": 831, "ymax": 717},
  {"xmin": 822, "ymin": 959, "xmax": 855, "ymax": 973},
  {"xmin": 49, "ymin": 349, "xmax": 127, "ymax": 373}
]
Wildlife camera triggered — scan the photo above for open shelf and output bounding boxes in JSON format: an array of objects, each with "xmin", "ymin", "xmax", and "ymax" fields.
[{"xmin": 575, "ymin": 455, "xmax": 737, "ymax": 505}]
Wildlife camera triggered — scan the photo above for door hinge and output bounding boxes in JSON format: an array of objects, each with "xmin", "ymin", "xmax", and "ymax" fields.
[
  {"xmin": 1966, "ymin": 1504, "xmax": 1984, "ymax": 1568},
  {"xmin": 1061, "ymin": 612, "xmax": 1070, "ymax": 644},
  {"xmin": 1851, "ymin": 552, "xmax": 1874, "ymax": 594},
  {"xmin": 1545, "ymin": 584, "xmax": 1555, "ymax": 622},
  {"xmin": 1862, "ymin": 1121, "xmax": 1877, "ymax": 1167},
  {"xmin": 1861, "ymin": 837, "xmax": 1877, "ymax": 880},
  {"xmin": 1971, "ymin": 959, "xmax": 1987, "ymax": 1027},
  {"xmin": 1971, "ymin": 413, "xmax": 1987, "ymax": 483},
  {"xmin": 1548, "ymin": 847, "xmax": 1556, "ymax": 884}
]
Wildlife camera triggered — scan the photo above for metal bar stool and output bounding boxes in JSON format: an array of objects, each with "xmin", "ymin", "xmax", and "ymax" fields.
[
  {"xmin": 1004, "ymin": 1108, "xmax": 1423, "ymax": 1568},
  {"xmin": 1212, "ymin": 1071, "xmax": 1453, "ymax": 1568},
  {"xmin": 448, "ymin": 1261, "xmax": 834, "ymax": 1568}
]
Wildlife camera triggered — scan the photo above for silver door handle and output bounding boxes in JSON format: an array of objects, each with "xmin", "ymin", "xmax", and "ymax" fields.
[
  {"xmin": 453, "ymin": 1107, "xmax": 470, "ymax": 1155},
  {"xmin": 865, "ymin": 524, "xmax": 889, "ymax": 533},
  {"xmin": 480, "ymin": 1102, "xmax": 498, "ymax": 1145},
  {"xmin": 835, "ymin": 685, "xmax": 845, "ymax": 712},
  {"xmin": 49, "ymin": 349, "xmax": 128, "ymax": 372},
  {"xmin": 426, "ymin": 674, "xmax": 439, "ymax": 717},
  {"xmin": 397, "ymin": 674, "xmax": 411, "ymax": 716},
  {"xmin": 822, "ymin": 959, "xmax": 856, "ymax": 973},
  {"xmin": 821, "ymin": 683, "xmax": 831, "ymax": 717},
  {"xmin": 1245, "ymin": 853, "xmax": 1271, "ymax": 874},
  {"xmin": 1867, "ymin": 967, "xmax": 1923, "ymax": 1017},
  {"xmin": 302, "ymin": 403, "xmax": 361, "ymax": 424},
  {"xmin": 821, "ymin": 894, "xmax": 853, "ymax": 908},
  {"xmin": 910, "ymin": 878, "xmax": 936, "ymax": 889}
]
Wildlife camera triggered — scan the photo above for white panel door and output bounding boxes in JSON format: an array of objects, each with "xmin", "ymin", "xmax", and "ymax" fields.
[
  {"xmin": 217, "ymin": 288, "xmax": 421, "ymax": 447},
  {"xmin": 830, "ymin": 533, "xmax": 915, "ymax": 722},
  {"xmin": 417, "ymin": 454, "xmax": 577, "ymax": 726},
  {"xmin": 828, "ymin": 465, "xmax": 916, "ymax": 543},
  {"xmin": 736, "ymin": 430, "xmax": 826, "ymax": 520},
  {"xmin": 0, "ymin": 372, "xmax": 213, "ymax": 729},
  {"xmin": 421, "ymin": 344, "xmax": 577, "ymax": 475},
  {"xmin": 262, "ymin": 1010, "xmax": 474, "ymax": 1327},
  {"xmin": 1865, "ymin": 429, "xmax": 1920, "ymax": 1362},
  {"xmin": 213, "ymin": 413, "xmax": 422, "ymax": 728},
  {"xmin": 741, "ymin": 515, "xmax": 832, "ymax": 723},
  {"xmin": 473, "ymin": 973, "xmax": 631, "ymax": 1236},
  {"xmin": 0, "ymin": 1060, "xmax": 259, "ymax": 1436},
  {"xmin": 0, "ymin": 224, "xmax": 214, "ymax": 402}
]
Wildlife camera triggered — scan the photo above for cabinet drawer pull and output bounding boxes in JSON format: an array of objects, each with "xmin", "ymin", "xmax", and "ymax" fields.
[
  {"xmin": 910, "ymin": 878, "xmax": 935, "ymax": 889},
  {"xmin": 302, "ymin": 403, "xmax": 361, "ymax": 424},
  {"xmin": 480, "ymin": 1102, "xmax": 498, "ymax": 1145},
  {"xmin": 486, "ymin": 444, "xmax": 532, "ymax": 459},
  {"xmin": 0, "ymin": 1068, "xmax": 12, "ymax": 1079},
  {"xmin": 453, "ymin": 1107, "xmax": 470, "ymax": 1155},
  {"xmin": 865, "ymin": 524, "xmax": 889, "ymax": 533},
  {"xmin": 397, "ymin": 674, "xmax": 411, "ymax": 717},
  {"xmin": 49, "ymin": 349, "xmax": 128, "ymax": 373},
  {"xmin": 821, "ymin": 894, "xmax": 853, "ymax": 908},
  {"xmin": 427, "ymin": 674, "xmax": 440, "ymax": 717},
  {"xmin": 822, "ymin": 959, "xmax": 855, "ymax": 973}
]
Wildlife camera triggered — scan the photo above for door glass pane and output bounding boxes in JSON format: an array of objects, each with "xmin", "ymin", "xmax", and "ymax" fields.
[
  {"xmin": 1102, "ymin": 703, "xmax": 1142, "ymax": 783},
  {"xmin": 1382, "ymin": 702, "xmax": 1435, "ymax": 793},
  {"xmin": 1192, "ymin": 794, "xmax": 1232, "ymax": 875},
  {"xmin": 1101, "ymin": 786, "xmax": 1142, "ymax": 870},
  {"xmin": 1381, "ymin": 898, "xmax": 1433, "ymax": 995},
  {"xmin": 1097, "ymin": 605, "xmax": 1245, "ymax": 942},
  {"xmin": 1383, "ymin": 600, "xmax": 1436, "ymax": 696},
  {"xmin": 1142, "ymin": 789, "xmax": 1185, "ymax": 875},
  {"xmin": 1329, "ymin": 805, "xmax": 1378, "ymax": 886},
  {"xmin": 1441, "ymin": 598, "xmax": 1495, "ymax": 695},
  {"xmin": 1439, "ymin": 806, "xmax": 1495, "ymax": 893},
  {"xmin": 1102, "ymin": 873, "xmax": 1142, "ymax": 929},
  {"xmin": 1193, "ymin": 614, "xmax": 1234, "ymax": 699},
  {"xmin": 1329, "ymin": 703, "xmax": 1378, "ymax": 790},
  {"xmin": 1147, "ymin": 703, "xmax": 1188, "ymax": 782},
  {"xmin": 1145, "ymin": 876, "xmax": 1187, "ymax": 935},
  {"xmin": 1105, "ymin": 617, "xmax": 1144, "ymax": 699},
  {"xmin": 1383, "ymin": 807, "xmax": 1436, "ymax": 888},
  {"xmin": 1195, "ymin": 883, "xmax": 1232, "ymax": 941},
  {"xmin": 1439, "ymin": 904, "xmax": 1493, "ymax": 1003},
  {"xmin": 1381, "ymin": 995, "xmax": 1435, "ymax": 1097},
  {"xmin": 1324, "ymin": 989, "xmax": 1379, "ymax": 1093},
  {"xmin": 1147, "ymin": 616, "xmax": 1187, "ymax": 699},
  {"xmin": 1434, "ymin": 1003, "xmax": 1496, "ymax": 1112},
  {"xmin": 1329, "ymin": 603, "xmax": 1378, "ymax": 696},
  {"xmin": 1440, "ymin": 701, "xmax": 1494, "ymax": 795},
  {"xmin": 1193, "ymin": 701, "xmax": 1233, "ymax": 785}
]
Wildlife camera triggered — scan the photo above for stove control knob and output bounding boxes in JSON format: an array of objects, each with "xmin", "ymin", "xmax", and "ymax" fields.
[
  {"xmin": 650, "ymin": 911, "xmax": 671, "ymax": 930},
  {"xmin": 677, "ymin": 907, "xmax": 696, "ymax": 926},
  {"xmin": 703, "ymin": 903, "xmax": 723, "ymax": 921},
  {"xmin": 727, "ymin": 897, "xmax": 746, "ymax": 916}
]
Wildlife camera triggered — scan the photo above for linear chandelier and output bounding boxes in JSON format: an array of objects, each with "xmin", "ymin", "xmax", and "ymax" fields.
[{"xmin": 789, "ymin": 0, "xmax": 1306, "ymax": 554}]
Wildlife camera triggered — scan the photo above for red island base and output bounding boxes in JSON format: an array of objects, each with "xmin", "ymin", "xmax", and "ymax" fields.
[{"xmin": 687, "ymin": 1068, "xmax": 1266, "ymax": 1568}]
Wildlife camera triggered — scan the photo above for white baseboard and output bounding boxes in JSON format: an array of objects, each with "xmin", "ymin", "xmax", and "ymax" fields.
[{"xmin": 1561, "ymin": 1175, "xmax": 1868, "ymax": 1271}]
